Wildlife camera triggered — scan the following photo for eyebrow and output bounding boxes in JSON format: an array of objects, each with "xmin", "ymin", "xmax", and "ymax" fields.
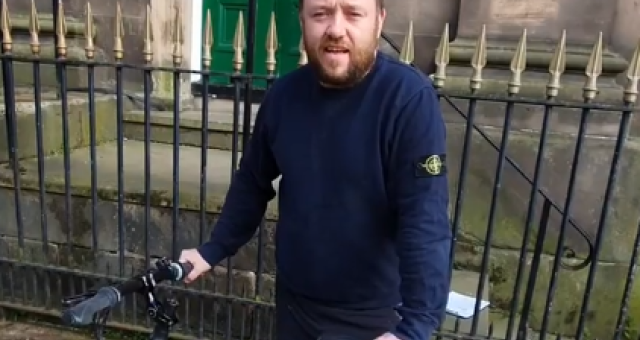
[
  {"xmin": 340, "ymin": 1, "xmax": 365, "ymax": 9},
  {"xmin": 307, "ymin": 2, "xmax": 366, "ymax": 12}
]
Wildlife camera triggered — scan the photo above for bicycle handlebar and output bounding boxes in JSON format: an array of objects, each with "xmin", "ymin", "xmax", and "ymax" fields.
[
  {"xmin": 61, "ymin": 258, "xmax": 193, "ymax": 332},
  {"xmin": 62, "ymin": 286, "xmax": 121, "ymax": 326}
]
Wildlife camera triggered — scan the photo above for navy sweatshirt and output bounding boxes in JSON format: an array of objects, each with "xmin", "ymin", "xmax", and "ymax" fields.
[{"xmin": 198, "ymin": 53, "xmax": 452, "ymax": 340}]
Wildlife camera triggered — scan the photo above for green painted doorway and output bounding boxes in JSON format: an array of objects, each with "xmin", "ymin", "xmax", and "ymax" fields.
[{"xmin": 201, "ymin": 0, "xmax": 302, "ymax": 88}]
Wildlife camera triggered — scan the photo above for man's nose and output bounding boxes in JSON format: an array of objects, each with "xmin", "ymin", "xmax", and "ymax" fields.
[{"xmin": 326, "ymin": 13, "xmax": 347, "ymax": 38}]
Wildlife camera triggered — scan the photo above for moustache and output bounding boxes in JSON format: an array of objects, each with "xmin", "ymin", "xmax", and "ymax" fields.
[{"xmin": 320, "ymin": 40, "xmax": 350, "ymax": 50}]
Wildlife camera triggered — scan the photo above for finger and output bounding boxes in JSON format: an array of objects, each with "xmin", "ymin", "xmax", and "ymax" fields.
[{"xmin": 186, "ymin": 269, "xmax": 201, "ymax": 283}]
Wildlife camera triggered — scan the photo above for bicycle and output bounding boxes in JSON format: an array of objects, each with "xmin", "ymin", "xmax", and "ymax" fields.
[{"xmin": 59, "ymin": 257, "xmax": 193, "ymax": 340}]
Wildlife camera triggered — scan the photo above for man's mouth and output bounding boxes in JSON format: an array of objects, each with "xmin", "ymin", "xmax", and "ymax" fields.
[{"xmin": 323, "ymin": 46, "xmax": 349, "ymax": 55}]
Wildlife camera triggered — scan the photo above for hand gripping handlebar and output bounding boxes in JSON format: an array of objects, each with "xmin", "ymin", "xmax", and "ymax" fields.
[{"xmin": 61, "ymin": 258, "xmax": 193, "ymax": 340}]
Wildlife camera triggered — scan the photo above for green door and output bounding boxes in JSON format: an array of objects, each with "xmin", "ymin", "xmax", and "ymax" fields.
[
  {"xmin": 202, "ymin": 0, "xmax": 302, "ymax": 87},
  {"xmin": 202, "ymin": 0, "xmax": 273, "ymax": 86},
  {"xmin": 274, "ymin": 0, "xmax": 301, "ymax": 76}
]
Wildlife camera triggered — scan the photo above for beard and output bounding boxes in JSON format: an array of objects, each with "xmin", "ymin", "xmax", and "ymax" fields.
[{"xmin": 304, "ymin": 26, "xmax": 379, "ymax": 88}]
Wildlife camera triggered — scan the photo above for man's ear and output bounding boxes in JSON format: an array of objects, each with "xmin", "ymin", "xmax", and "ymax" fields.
[{"xmin": 377, "ymin": 9, "xmax": 386, "ymax": 38}]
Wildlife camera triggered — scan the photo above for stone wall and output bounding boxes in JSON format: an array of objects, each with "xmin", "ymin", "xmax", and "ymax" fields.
[
  {"xmin": 10, "ymin": 0, "xmax": 640, "ymax": 83},
  {"xmin": 383, "ymin": 0, "xmax": 640, "ymax": 76},
  {"xmin": 5, "ymin": 0, "xmax": 193, "ymax": 95}
]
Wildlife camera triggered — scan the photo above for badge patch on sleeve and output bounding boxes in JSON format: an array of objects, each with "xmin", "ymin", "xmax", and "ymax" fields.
[{"xmin": 415, "ymin": 154, "xmax": 446, "ymax": 177}]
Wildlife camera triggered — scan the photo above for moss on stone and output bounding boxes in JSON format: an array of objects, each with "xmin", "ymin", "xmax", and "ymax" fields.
[
  {"xmin": 445, "ymin": 125, "xmax": 640, "ymax": 338},
  {"xmin": 623, "ymin": 281, "xmax": 640, "ymax": 340},
  {"xmin": 449, "ymin": 130, "xmax": 567, "ymax": 259},
  {"xmin": 452, "ymin": 242, "xmax": 640, "ymax": 339}
]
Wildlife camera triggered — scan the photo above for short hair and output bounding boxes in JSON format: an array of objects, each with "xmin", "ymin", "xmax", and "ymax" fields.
[{"xmin": 298, "ymin": 0, "xmax": 385, "ymax": 10}]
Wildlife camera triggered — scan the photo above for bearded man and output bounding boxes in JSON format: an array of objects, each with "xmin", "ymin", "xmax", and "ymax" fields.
[{"xmin": 179, "ymin": 0, "xmax": 452, "ymax": 339}]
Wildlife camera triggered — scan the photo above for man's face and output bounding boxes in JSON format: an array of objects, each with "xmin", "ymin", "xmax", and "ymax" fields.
[{"xmin": 300, "ymin": 0, "xmax": 386, "ymax": 87}]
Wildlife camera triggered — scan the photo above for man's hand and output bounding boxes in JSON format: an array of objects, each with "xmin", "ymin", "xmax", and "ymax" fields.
[
  {"xmin": 374, "ymin": 332, "xmax": 401, "ymax": 340},
  {"xmin": 179, "ymin": 248, "xmax": 212, "ymax": 283}
]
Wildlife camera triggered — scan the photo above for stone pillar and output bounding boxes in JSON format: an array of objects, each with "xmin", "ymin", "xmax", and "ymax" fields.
[
  {"xmin": 445, "ymin": 0, "xmax": 629, "ymax": 102},
  {"xmin": 611, "ymin": 0, "xmax": 640, "ymax": 58},
  {"xmin": 150, "ymin": 0, "xmax": 194, "ymax": 106},
  {"xmin": 380, "ymin": 0, "xmax": 458, "ymax": 71}
]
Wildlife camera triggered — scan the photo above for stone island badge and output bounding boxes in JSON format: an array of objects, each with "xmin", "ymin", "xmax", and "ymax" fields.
[{"xmin": 415, "ymin": 154, "xmax": 446, "ymax": 177}]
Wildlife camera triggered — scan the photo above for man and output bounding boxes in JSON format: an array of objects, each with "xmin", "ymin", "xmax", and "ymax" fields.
[{"xmin": 179, "ymin": 0, "xmax": 452, "ymax": 339}]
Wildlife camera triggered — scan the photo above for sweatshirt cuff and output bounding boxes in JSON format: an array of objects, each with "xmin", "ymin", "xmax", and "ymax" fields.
[
  {"xmin": 196, "ymin": 242, "xmax": 226, "ymax": 267},
  {"xmin": 392, "ymin": 319, "xmax": 435, "ymax": 340}
]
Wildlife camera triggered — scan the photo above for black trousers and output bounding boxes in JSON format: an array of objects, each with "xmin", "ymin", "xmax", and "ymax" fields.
[{"xmin": 275, "ymin": 281, "xmax": 400, "ymax": 340}]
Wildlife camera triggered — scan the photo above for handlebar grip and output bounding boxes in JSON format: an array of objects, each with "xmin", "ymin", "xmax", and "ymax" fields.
[
  {"xmin": 178, "ymin": 261, "xmax": 194, "ymax": 280},
  {"xmin": 61, "ymin": 286, "xmax": 120, "ymax": 326},
  {"xmin": 169, "ymin": 261, "xmax": 193, "ymax": 282}
]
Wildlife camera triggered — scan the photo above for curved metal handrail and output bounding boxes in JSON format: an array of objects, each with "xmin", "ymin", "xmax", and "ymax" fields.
[{"xmin": 378, "ymin": 31, "xmax": 594, "ymax": 270}]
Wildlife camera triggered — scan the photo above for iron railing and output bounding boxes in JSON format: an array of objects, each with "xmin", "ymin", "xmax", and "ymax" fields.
[{"xmin": 1, "ymin": 1, "xmax": 640, "ymax": 340}]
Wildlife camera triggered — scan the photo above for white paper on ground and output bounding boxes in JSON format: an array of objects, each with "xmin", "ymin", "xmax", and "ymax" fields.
[{"xmin": 446, "ymin": 291, "xmax": 490, "ymax": 319}]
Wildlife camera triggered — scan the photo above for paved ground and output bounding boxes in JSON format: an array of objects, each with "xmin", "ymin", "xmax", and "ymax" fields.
[{"xmin": 0, "ymin": 321, "xmax": 90, "ymax": 340}]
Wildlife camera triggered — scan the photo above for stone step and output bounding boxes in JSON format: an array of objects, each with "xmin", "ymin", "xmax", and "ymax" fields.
[
  {"xmin": 0, "ymin": 95, "xmax": 121, "ymax": 163},
  {"xmin": 0, "ymin": 140, "xmax": 279, "ymax": 273},
  {"xmin": 0, "ymin": 139, "xmax": 275, "ymax": 217},
  {"xmin": 488, "ymin": 313, "xmax": 522, "ymax": 340},
  {"xmin": 439, "ymin": 269, "xmax": 491, "ymax": 338},
  {"xmin": 123, "ymin": 99, "xmax": 257, "ymax": 151},
  {"xmin": 488, "ymin": 313, "xmax": 569, "ymax": 340}
]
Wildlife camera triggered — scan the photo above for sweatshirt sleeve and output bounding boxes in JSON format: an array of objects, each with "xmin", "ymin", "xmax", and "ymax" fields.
[
  {"xmin": 389, "ymin": 84, "xmax": 452, "ymax": 340},
  {"xmin": 197, "ymin": 93, "xmax": 281, "ymax": 266}
]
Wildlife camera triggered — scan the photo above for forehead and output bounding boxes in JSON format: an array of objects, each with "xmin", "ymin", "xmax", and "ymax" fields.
[{"xmin": 303, "ymin": 0, "xmax": 377, "ymax": 9}]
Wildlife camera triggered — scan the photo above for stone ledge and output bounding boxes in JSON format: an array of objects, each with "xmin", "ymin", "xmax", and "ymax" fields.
[
  {"xmin": 435, "ymin": 71, "xmax": 629, "ymax": 104},
  {"xmin": 123, "ymin": 110, "xmax": 255, "ymax": 151},
  {"xmin": 9, "ymin": 14, "xmax": 95, "ymax": 38},
  {"xmin": 448, "ymin": 38, "xmax": 629, "ymax": 74},
  {"xmin": 0, "ymin": 96, "xmax": 120, "ymax": 163},
  {"xmin": 0, "ymin": 140, "xmax": 279, "ymax": 220},
  {"xmin": 440, "ymin": 38, "xmax": 630, "ymax": 103}
]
